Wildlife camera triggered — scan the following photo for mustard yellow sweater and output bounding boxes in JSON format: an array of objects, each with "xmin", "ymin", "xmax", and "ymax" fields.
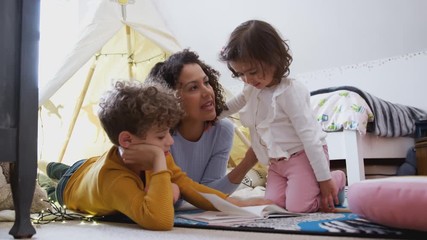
[{"xmin": 62, "ymin": 146, "xmax": 227, "ymax": 230}]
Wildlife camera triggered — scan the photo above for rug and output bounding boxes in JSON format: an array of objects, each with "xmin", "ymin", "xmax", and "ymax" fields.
[
  {"xmin": 96, "ymin": 209, "xmax": 424, "ymax": 239},
  {"xmin": 171, "ymin": 187, "xmax": 424, "ymax": 239},
  {"xmin": 96, "ymin": 186, "xmax": 425, "ymax": 239},
  {"xmin": 173, "ymin": 210, "xmax": 424, "ymax": 239},
  {"xmin": 26, "ymin": 184, "xmax": 425, "ymax": 239}
]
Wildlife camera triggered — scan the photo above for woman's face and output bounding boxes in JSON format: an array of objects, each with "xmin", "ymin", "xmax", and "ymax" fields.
[
  {"xmin": 229, "ymin": 60, "xmax": 276, "ymax": 89},
  {"xmin": 176, "ymin": 63, "xmax": 216, "ymax": 122}
]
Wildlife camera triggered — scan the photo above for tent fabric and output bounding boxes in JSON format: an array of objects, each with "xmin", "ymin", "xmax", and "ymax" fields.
[
  {"xmin": 38, "ymin": 0, "xmax": 182, "ymax": 165},
  {"xmin": 38, "ymin": 0, "xmax": 254, "ymax": 175},
  {"xmin": 39, "ymin": 0, "xmax": 181, "ymax": 106}
]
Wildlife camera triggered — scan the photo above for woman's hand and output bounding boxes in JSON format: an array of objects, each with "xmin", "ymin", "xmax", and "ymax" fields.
[
  {"xmin": 241, "ymin": 147, "xmax": 259, "ymax": 167},
  {"xmin": 228, "ymin": 147, "xmax": 258, "ymax": 184},
  {"xmin": 318, "ymin": 179, "xmax": 339, "ymax": 212}
]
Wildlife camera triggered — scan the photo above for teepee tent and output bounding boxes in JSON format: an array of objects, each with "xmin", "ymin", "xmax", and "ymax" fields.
[{"xmin": 38, "ymin": 0, "xmax": 182, "ymax": 166}]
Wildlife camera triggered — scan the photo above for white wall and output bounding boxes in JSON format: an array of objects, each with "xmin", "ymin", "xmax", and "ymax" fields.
[
  {"xmin": 299, "ymin": 50, "xmax": 427, "ymax": 111},
  {"xmin": 39, "ymin": 0, "xmax": 80, "ymax": 87},
  {"xmin": 154, "ymin": 0, "xmax": 427, "ymax": 100},
  {"xmin": 39, "ymin": 0, "xmax": 427, "ymax": 109}
]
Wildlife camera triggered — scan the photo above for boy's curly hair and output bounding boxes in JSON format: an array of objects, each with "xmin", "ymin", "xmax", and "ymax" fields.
[
  {"xmin": 148, "ymin": 49, "xmax": 227, "ymax": 125},
  {"xmin": 98, "ymin": 80, "xmax": 184, "ymax": 145}
]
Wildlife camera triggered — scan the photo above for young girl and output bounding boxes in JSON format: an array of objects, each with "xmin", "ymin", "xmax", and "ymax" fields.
[{"xmin": 219, "ymin": 20, "xmax": 346, "ymax": 213}]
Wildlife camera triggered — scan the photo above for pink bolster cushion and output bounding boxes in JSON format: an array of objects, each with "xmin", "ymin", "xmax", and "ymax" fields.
[{"xmin": 347, "ymin": 176, "xmax": 427, "ymax": 232}]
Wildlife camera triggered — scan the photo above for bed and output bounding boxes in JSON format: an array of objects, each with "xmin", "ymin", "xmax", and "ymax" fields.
[{"xmin": 310, "ymin": 86, "xmax": 427, "ymax": 185}]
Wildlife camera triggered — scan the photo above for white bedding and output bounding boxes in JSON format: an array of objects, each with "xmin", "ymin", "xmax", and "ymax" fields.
[
  {"xmin": 310, "ymin": 89, "xmax": 415, "ymax": 186},
  {"xmin": 311, "ymin": 90, "xmax": 374, "ymax": 134}
]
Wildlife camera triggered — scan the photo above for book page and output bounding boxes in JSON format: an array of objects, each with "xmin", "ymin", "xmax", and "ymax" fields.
[
  {"xmin": 199, "ymin": 193, "xmax": 257, "ymax": 216},
  {"xmin": 176, "ymin": 193, "xmax": 303, "ymax": 224},
  {"xmin": 178, "ymin": 211, "xmax": 259, "ymax": 224},
  {"xmin": 199, "ymin": 193, "xmax": 302, "ymax": 218}
]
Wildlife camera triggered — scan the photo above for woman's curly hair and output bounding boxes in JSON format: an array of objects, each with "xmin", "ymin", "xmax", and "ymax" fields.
[
  {"xmin": 98, "ymin": 80, "xmax": 184, "ymax": 145},
  {"xmin": 148, "ymin": 49, "xmax": 227, "ymax": 126}
]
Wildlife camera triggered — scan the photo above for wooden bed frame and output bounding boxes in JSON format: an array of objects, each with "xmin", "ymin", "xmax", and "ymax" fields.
[{"xmin": 325, "ymin": 130, "xmax": 415, "ymax": 186}]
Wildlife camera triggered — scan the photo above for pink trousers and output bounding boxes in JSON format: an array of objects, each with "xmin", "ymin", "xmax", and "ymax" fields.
[{"xmin": 264, "ymin": 145, "xmax": 346, "ymax": 213}]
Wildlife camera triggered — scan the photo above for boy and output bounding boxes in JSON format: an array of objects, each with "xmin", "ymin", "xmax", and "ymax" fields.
[{"xmin": 44, "ymin": 80, "xmax": 250, "ymax": 230}]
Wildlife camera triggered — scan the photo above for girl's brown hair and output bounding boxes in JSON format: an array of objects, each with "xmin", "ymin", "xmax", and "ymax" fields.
[{"xmin": 220, "ymin": 20, "xmax": 293, "ymax": 83}]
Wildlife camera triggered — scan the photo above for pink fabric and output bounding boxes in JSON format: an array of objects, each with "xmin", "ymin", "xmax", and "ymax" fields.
[
  {"xmin": 348, "ymin": 176, "xmax": 427, "ymax": 232},
  {"xmin": 264, "ymin": 146, "xmax": 346, "ymax": 212}
]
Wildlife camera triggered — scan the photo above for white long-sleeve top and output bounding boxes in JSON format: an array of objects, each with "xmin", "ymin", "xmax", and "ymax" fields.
[{"xmin": 222, "ymin": 78, "xmax": 331, "ymax": 181}]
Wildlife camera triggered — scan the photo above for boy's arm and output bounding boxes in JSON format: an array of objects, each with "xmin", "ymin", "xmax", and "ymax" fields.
[
  {"xmin": 106, "ymin": 169, "xmax": 175, "ymax": 230},
  {"xmin": 107, "ymin": 147, "xmax": 175, "ymax": 230}
]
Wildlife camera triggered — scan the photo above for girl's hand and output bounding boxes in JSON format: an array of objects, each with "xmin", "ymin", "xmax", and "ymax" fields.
[{"xmin": 318, "ymin": 179, "xmax": 339, "ymax": 212}]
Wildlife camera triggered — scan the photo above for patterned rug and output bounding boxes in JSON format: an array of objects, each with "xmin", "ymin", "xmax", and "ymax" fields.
[
  {"xmin": 173, "ymin": 210, "xmax": 424, "ymax": 239},
  {"xmin": 97, "ymin": 208, "xmax": 423, "ymax": 239},
  {"xmin": 170, "ymin": 187, "xmax": 424, "ymax": 239},
  {"xmin": 97, "ymin": 186, "xmax": 424, "ymax": 239}
]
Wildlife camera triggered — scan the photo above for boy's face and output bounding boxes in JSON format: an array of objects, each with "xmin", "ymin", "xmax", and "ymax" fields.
[{"xmin": 135, "ymin": 126, "xmax": 174, "ymax": 155}]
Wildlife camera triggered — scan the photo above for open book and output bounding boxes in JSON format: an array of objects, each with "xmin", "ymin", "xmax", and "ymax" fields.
[{"xmin": 176, "ymin": 193, "xmax": 303, "ymax": 225}]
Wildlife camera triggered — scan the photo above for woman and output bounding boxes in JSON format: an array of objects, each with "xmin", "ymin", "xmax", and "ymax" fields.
[{"xmin": 124, "ymin": 49, "xmax": 257, "ymax": 194}]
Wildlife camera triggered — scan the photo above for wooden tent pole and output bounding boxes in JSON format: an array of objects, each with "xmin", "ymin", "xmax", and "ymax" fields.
[
  {"xmin": 227, "ymin": 116, "xmax": 251, "ymax": 168},
  {"xmin": 234, "ymin": 125, "xmax": 251, "ymax": 148},
  {"xmin": 125, "ymin": 25, "xmax": 134, "ymax": 79},
  {"xmin": 228, "ymin": 116, "xmax": 251, "ymax": 148},
  {"xmin": 57, "ymin": 57, "xmax": 98, "ymax": 163}
]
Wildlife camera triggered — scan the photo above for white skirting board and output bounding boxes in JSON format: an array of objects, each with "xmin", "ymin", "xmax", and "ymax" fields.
[{"xmin": 325, "ymin": 130, "xmax": 415, "ymax": 186}]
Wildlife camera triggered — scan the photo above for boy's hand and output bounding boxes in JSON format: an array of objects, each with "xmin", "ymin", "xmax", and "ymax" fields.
[
  {"xmin": 121, "ymin": 144, "xmax": 167, "ymax": 173},
  {"xmin": 318, "ymin": 179, "xmax": 339, "ymax": 212},
  {"xmin": 171, "ymin": 183, "xmax": 180, "ymax": 204}
]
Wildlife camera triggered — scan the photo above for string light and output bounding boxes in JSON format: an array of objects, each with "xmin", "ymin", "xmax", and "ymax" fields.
[
  {"xmin": 298, "ymin": 50, "xmax": 427, "ymax": 81},
  {"xmin": 32, "ymin": 198, "xmax": 99, "ymax": 225},
  {"xmin": 133, "ymin": 53, "xmax": 166, "ymax": 65},
  {"xmin": 92, "ymin": 52, "xmax": 165, "ymax": 66}
]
